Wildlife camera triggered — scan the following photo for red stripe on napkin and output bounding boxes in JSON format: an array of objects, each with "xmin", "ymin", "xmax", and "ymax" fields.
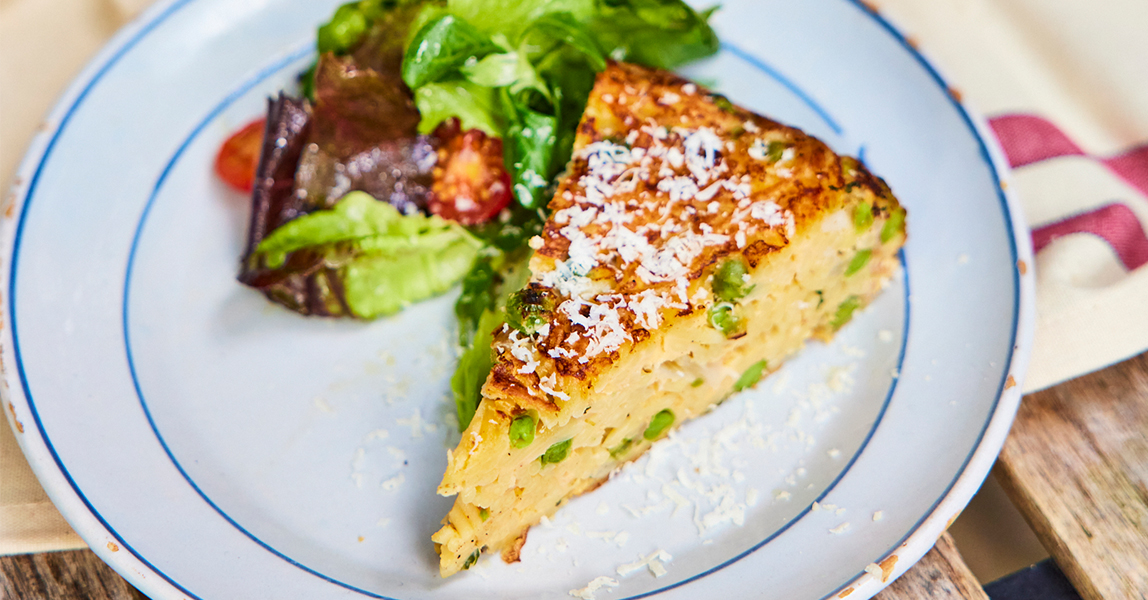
[
  {"xmin": 1031, "ymin": 203, "xmax": 1148, "ymax": 271},
  {"xmin": 989, "ymin": 114, "xmax": 1148, "ymax": 197}
]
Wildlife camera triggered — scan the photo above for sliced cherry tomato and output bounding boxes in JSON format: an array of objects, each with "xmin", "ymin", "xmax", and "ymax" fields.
[
  {"xmin": 429, "ymin": 120, "xmax": 512, "ymax": 226},
  {"xmin": 215, "ymin": 118, "xmax": 266, "ymax": 193}
]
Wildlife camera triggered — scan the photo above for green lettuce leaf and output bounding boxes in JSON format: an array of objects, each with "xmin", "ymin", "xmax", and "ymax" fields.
[
  {"xmin": 442, "ymin": 0, "xmax": 594, "ymax": 40},
  {"xmin": 414, "ymin": 80, "xmax": 503, "ymax": 136},
  {"xmin": 462, "ymin": 51, "xmax": 550, "ymax": 100},
  {"xmin": 590, "ymin": 0, "xmax": 719, "ymax": 69},
  {"xmin": 402, "ymin": 14, "xmax": 501, "ymax": 89},
  {"xmin": 519, "ymin": 13, "xmax": 606, "ymax": 71},
  {"xmin": 252, "ymin": 191, "xmax": 482, "ymax": 318},
  {"xmin": 450, "ymin": 249, "xmax": 532, "ymax": 429},
  {"xmin": 506, "ymin": 107, "xmax": 559, "ymax": 208},
  {"xmin": 451, "ymin": 308, "xmax": 499, "ymax": 429}
]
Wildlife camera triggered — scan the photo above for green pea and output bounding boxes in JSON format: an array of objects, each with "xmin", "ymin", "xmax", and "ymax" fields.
[
  {"xmin": 317, "ymin": 4, "xmax": 369, "ymax": 55},
  {"xmin": 463, "ymin": 549, "xmax": 480, "ymax": 570},
  {"xmin": 881, "ymin": 208, "xmax": 906, "ymax": 244},
  {"xmin": 854, "ymin": 201, "xmax": 873, "ymax": 231},
  {"xmin": 766, "ymin": 141, "xmax": 787, "ymax": 162},
  {"xmin": 506, "ymin": 286, "xmax": 556, "ymax": 336},
  {"xmin": 734, "ymin": 359, "xmax": 767, "ymax": 392},
  {"xmin": 712, "ymin": 94, "xmax": 736, "ymax": 113},
  {"xmin": 841, "ymin": 156, "xmax": 858, "ymax": 177},
  {"xmin": 541, "ymin": 439, "xmax": 572, "ymax": 464},
  {"xmin": 712, "ymin": 258, "xmax": 754, "ymax": 302},
  {"xmin": 608, "ymin": 438, "xmax": 633, "ymax": 459},
  {"xmin": 509, "ymin": 414, "xmax": 535, "ymax": 449},
  {"xmin": 691, "ymin": 377, "xmax": 705, "ymax": 388},
  {"xmin": 478, "ymin": 507, "xmax": 489, "ymax": 521},
  {"xmin": 643, "ymin": 409, "xmax": 675, "ymax": 440},
  {"xmin": 708, "ymin": 302, "xmax": 745, "ymax": 338},
  {"xmin": 845, "ymin": 249, "xmax": 872, "ymax": 276},
  {"xmin": 831, "ymin": 295, "xmax": 862, "ymax": 330}
]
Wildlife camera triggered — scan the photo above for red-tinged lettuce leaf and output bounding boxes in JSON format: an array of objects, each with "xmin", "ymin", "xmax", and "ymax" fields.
[
  {"xmin": 349, "ymin": 1, "xmax": 425, "ymax": 75},
  {"xmin": 240, "ymin": 20, "xmax": 443, "ymax": 317},
  {"xmin": 242, "ymin": 93, "xmax": 313, "ymax": 257},
  {"xmin": 238, "ymin": 93, "xmax": 349, "ymax": 316},
  {"xmin": 293, "ymin": 53, "xmax": 435, "ymax": 216},
  {"xmin": 310, "ymin": 52, "xmax": 420, "ymax": 156}
]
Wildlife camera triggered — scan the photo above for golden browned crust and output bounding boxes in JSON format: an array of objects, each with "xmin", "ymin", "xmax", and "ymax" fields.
[
  {"xmin": 481, "ymin": 62, "xmax": 899, "ymax": 420},
  {"xmin": 500, "ymin": 531, "xmax": 528, "ymax": 563}
]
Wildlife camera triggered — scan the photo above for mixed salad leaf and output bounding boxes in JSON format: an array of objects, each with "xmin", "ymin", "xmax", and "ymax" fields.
[
  {"xmin": 232, "ymin": 0, "xmax": 720, "ymax": 428},
  {"xmin": 249, "ymin": 191, "xmax": 482, "ymax": 318},
  {"xmin": 400, "ymin": 0, "xmax": 718, "ymax": 209}
]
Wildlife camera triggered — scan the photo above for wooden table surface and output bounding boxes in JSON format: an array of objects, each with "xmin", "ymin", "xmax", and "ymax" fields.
[{"xmin": 4, "ymin": 351, "xmax": 1147, "ymax": 599}]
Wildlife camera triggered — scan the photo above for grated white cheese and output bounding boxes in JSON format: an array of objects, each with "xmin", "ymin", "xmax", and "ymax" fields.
[
  {"xmin": 381, "ymin": 472, "xmax": 405, "ymax": 491},
  {"xmin": 569, "ymin": 576, "xmax": 619, "ymax": 600},
  {"xmin": 616, "ymin": 549, "xmax": 673, "ymax": 578},
  {"xmin": 747, "ymin": 139, "xmax": 769, "ymax": 161},
  {"xmin": 627, "ymin": 289, "xmax": 668, "ymax": 330},
  {"xmin": 559, "ymin": 298, "xmax": 632, "ymax": 359},
  {"xmin": 396, "ymin": 410, "xmax": 427, "ymax": 438},
  {"xmin": 538, "ymin": 373, "xmax": 571, "ymax": 401},
  {"xmin": 364, "ymin": 428, "xmax": 389, "ymax": 441}
]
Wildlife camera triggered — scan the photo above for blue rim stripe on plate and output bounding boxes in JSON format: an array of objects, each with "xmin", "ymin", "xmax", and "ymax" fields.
[
  {"xmin": 3, "ymin": 0, "xmax": 1022, "ymax": 597},
  {"xmin": 8, "ymin": 1, "xmax": 206, "ymax": 598},
  {"xmin": 122, "ymin": 45, "xmax": 379, "ymax": 599},
  {"xmin": 815, "ymin": 2, "xmax": 1021, "ymax": 598}
]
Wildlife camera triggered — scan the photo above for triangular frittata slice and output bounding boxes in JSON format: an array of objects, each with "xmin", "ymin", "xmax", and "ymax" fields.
[{"xmin": 432, "ymin": 62, "xmax": 906, "ymax": 576}]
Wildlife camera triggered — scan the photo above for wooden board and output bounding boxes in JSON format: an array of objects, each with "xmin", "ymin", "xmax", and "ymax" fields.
[
  {"xmin": 0, "ymin": 550, "xmax": 147, "ymax": 600},
  {"xmin": 2, "ymin": 533, "xmax": 987, "ymax": 600},
  {"xmin": 875, "ymin": 532, "xmax": 988, "ymax": 600},
  {"xmin": 997, "ymin": 352, "xmax": 1148, "ymax": 600}
]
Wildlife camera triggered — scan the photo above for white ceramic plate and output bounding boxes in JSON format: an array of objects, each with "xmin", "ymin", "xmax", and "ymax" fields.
[{"xmin": 2, "ymin": 0, "xmax": 1034, "ymax": 598}]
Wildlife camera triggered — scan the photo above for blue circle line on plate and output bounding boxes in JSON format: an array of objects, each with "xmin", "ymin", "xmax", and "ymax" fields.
[
  {"xmin": 813, "ymin": 2, "xmax": 1021, "ymax": 598},
  {"xmin": 1, "ymin": 2, "xmax": 1019, "ymax": 600},
  {"xmin": 6, "ymin": 0, "xmax": 202, "ymax": 599},
  {"xmin": 720, "ymin": 41, "xmax": 845, "ymax": 136},
  {"xmin": 119, "ymin": 43, "xmax": 906, "ymax": 600},
  {"xmin": 124, "ymin": 44, "xmax": 384, "ymax": 599}
]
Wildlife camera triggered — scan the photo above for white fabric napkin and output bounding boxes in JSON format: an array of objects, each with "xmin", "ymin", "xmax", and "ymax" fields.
[{"xmin": 2, "ymin": 0, "xmax": 1146, "ymax": 556}]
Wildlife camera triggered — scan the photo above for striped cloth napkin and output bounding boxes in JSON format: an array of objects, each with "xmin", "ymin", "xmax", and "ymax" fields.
[
  {"xmin": 2, "ymin": 0, "xmax": 1146, "ymax": 557},
  {"xmin": 878, "ymin": 0, "xmax": 1148, "ymax": 393}
]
